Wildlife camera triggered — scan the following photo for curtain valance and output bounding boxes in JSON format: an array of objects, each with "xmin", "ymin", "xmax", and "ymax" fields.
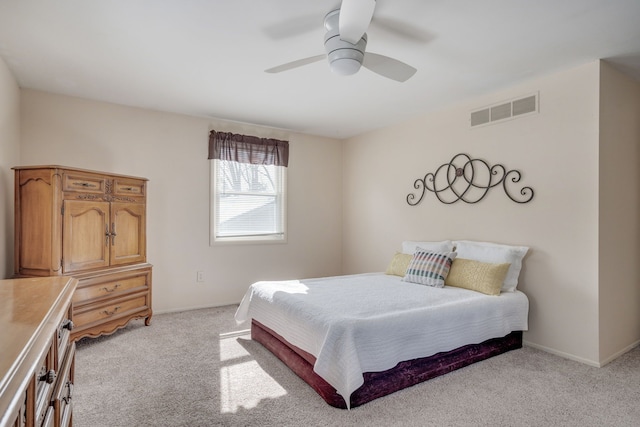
[{"xmin": 208, "ymin": 130, "xmax": 289, "ymax": 167}]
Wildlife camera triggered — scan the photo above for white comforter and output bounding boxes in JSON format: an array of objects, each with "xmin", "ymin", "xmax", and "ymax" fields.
[{"xmin": 235, "ymin": 273, "xmax": 529, "ymax": 407}]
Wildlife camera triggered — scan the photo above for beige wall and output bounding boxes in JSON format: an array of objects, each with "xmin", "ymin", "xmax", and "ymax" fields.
[
  {"xmin": 19, "ymin": 90, "xmax": 343, "ymax": 312},
  {"xmin": 11, "ymin": 59, "xmax": 640, "ymax": 366},
  {"xmin": 0, "ymin": 57, "xmax": 21, "ymax": 279},
  {"xmin": 343, "ymin": 62, "xmax": 609, "ymax": 364},
  {"xmin": 598, "ymin": 62, "xmax": 640, "ymax": 363}
]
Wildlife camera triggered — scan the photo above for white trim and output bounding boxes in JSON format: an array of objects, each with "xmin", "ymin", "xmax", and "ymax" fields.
[
  {"xmin": 524, "ymin": 340, "xmax": 600, "ymax": 367},
  {"xmin": 523, "ymin": 338, "xmax": 640, "ymax": 367},
  {"xmin": 599, "ymin": 340, "xmax": 640, "ymax": 366},
  {"xmin": 153, "ymin": 302, "xmax": 239, "ymax": 316}
]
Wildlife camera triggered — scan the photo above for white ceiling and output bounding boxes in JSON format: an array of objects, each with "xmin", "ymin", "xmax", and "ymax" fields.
[{"xmin": 1, "ymin": 0, "xmax": 639, "ymax": 139}]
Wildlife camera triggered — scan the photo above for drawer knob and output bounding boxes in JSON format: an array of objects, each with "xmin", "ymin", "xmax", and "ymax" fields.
[
  {"xmin": 40, "ymin": 369, "xmax": 56, "ymax": 384},
  {"xmin": 63, "ymin": 319, "xmax": 74, "ymax": 331}
]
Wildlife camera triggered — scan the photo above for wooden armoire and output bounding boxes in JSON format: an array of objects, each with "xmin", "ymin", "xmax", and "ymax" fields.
[{"xmin": 13, "ymin": 165, "xmax": 152, "ymax": 341}]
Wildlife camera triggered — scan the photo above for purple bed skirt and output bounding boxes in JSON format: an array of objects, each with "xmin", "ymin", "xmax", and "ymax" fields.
[{"xmin": 251, "ymin": 319, "xmax": 523, "ymax": 409}]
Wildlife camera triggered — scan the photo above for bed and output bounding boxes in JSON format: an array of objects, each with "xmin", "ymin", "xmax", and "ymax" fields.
[{"xmin": 234, "ymin": 240, "xmax": 530, "ymax": 409}]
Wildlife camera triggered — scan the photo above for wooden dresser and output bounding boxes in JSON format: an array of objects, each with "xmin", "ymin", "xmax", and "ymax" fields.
[
  {"xmin": 0, "ymin": 277, "xmax": 77, "ymax": 427},
  {"xmin": 13, "ymin": 166, "xmax": 152, "ymax": 341}
]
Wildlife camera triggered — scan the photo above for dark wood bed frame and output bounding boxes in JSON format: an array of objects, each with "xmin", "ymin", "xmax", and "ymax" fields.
[{"xmin": 251, "ymin": 319, "xmax": 523, "ymax": 409}]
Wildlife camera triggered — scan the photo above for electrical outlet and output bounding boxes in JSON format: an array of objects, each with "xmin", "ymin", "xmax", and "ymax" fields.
[{"xmin": 196, "ymin": 271, "xmax": 205, "ymax": 282}]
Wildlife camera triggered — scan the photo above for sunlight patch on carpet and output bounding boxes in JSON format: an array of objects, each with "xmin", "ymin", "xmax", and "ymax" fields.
[
  {"xmin": 219, "ymin": 330, "xmax": 251, "ymax": 362},
  {"xmin": 219, "ymin": 360, "xmax": 287, "ymax": 412},
  {"xmin": 219, "ymin": 333, "xmax": 287, "ymax": 412}
]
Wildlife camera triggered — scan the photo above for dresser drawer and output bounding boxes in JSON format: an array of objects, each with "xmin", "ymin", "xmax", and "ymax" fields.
[
  {"xmin": 5, "ymin": 389, "xmax": 27, "ymax": 427},
  {"xmin": 73, "ymin": 273, "xmax": 148, "ymax": 305},
  {"xmin": 34, "ymin": 340, "xmax": 56, "ymax": 427},
  {"xmin": 52, "ymin": 343, "xmax": 75, "ymax": 427},
  {"xmin": 74, "ymin": 294, "xmax": 149, "ymax": 329},
  {"xmin": 55, "ymin": 317, "xmax": 73, "ymax": 372},
  {"xmin": 42, "ymin": 406, "xmax": 55, "ymax": 427},
  {"xmin": 62, "ymin": 172, "xmax": 107, "ymax": 194}
]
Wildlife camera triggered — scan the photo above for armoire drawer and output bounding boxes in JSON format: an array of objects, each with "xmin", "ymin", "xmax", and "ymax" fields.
[
  {"xmin": 73, "ymin": 273, "xmax": 148, "ymax": 305},
  {"xmin": 73, "ymin": 294, "xmax": 149, "ymax": 328},
  {"xmin": 113, "ymin": 178, "xmax": 145, "ymax": 196},
  {"xmin": 62, "ymin": 172, "xmax": 107, "ymax": 194}
]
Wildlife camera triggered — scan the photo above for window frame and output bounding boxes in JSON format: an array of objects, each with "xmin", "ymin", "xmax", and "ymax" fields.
[{"xmin": 210, "ymin": 159, "xmax": 287, "ymax": 245}]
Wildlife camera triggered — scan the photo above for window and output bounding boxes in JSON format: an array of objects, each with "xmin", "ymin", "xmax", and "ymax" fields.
[
  {"xmin": 208, "ymin": 131, "xmax": 289, "ymax": 244},
  {"xmin": 211, "ymin": 160, "xmax": 286, "ymax": 242}
]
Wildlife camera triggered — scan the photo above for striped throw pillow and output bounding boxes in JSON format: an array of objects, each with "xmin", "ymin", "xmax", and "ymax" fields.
[{"xmin": 402, "ymin": 249, "xmax": 457, "ymax": 287}]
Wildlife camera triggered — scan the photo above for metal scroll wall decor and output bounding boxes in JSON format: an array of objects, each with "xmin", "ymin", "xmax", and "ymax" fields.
[{"xmin": 406, "ymin": 153, "xmax": 534, "ymax": 205}]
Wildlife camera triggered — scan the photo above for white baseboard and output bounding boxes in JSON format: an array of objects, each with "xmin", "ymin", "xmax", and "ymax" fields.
[
  {"xmin": 524, "ymin": 339, "xmax": 640, "ymax": 368},
  {"xmin": 599, "ymin": 339, "xmax": 640, "ymax": 366},
  {"xmin": 153, "ymin": 302, "xmax": 238, "ymax": 315},
  {"xmin": 523, "ymin": 340, "xmax": 600, "ymax": 367}
]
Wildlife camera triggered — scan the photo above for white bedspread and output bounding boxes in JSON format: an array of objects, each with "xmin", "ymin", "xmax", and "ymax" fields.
[{"xmin": 235, "ymin": 273, "xmax": 528, "ymax": 407}]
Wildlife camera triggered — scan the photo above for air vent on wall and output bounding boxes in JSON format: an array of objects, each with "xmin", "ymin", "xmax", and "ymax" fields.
[{"xmin": 470, "ymin": 93, "xmax": 538, "ymax": 127}]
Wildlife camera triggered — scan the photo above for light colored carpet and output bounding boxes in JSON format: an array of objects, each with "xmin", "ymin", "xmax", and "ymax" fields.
[{"xmin": 74, "ymin": 305, "xmax": 640, "ymax": 427}]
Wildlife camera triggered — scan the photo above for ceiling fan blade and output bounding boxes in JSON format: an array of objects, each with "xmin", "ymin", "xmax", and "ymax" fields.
[
  {"xmin": 339, "ymin": 0, "xmax": 376, "ymax": 44},
  {"xmin": 265, "ymin": 54, "xmax": 326, "ymax": 74},
  {"xmin": 362, "ymin": 52, "xmax": 417, "ymax": 82}
]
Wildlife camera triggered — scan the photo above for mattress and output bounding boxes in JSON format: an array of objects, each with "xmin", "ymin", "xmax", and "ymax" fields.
[
  {"xmin": 235, "ymin": 273, "xmax": 529, "ymax": 407},
  {"xmin": 252, "ymin": 319, "xmax": 523, "ymax": 408}
]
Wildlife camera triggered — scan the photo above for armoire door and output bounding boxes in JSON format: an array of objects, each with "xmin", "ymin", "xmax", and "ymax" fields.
[
  {"xmin": 109, "ymin": 202, "xmax": 146, "ymax": 266},
  {"xmin": 63, "ymin": 200, "xmax": 110, "ymax": 273}
]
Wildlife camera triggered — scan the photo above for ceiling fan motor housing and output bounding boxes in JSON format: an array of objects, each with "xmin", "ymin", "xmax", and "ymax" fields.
[
  {"xmin": 324, "ymin": 29, "xmax": 367, "ymax": 76},
  {"xmin": 323, "ymin": 9, "xmax": 367, "ymax": 76}
]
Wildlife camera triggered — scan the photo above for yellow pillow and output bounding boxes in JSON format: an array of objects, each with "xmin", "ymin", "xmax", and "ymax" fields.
[
  {"xmin": 385, "ymin": 252, "xmax": 414, "ymax": 277},
  {"xmin": 445, "ymin": 258, "xmax": 510, "ymax": 295}
]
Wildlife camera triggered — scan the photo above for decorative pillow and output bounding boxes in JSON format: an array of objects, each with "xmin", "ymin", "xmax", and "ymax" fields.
[
  {"xmin": 402, "ymin": 249, "xmax": 457, "ymax": 287},
  {"xmin": 402, "ymin": 240, "xmax": 454, "ymax": 254},
  {"xmin": 453, "ymin": 240, "xmax": 528, "ymax": 292},
  {"xmin": 445, "ymin": 259, "xmax": 511, "ymax": 296},
  {"xmin": 385, "ymin": 252, "xmax": 414, "ymax": 277}
]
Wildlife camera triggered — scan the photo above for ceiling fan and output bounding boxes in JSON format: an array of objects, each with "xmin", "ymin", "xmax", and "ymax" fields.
[{"xmin": 265, "ymin": 0, "xmax": 417, "ymax": 82}]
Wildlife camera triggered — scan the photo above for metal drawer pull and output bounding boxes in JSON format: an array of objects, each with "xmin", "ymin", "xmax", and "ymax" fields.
[
  {"xmin": 122, "ymin": 186, "xmax": 134, "ymax": 191},
  {"xmin": 102, "ymin": 306, "xmax": 121, "ymax": 316},
  {"xmin": 62, "ymin": 382, "xmax": 73, "ymax": 404},
  {"xmin": 111, "ymin": 223, "xmax": 116, "ymax": 245},
  {"xmin": 101, "ymin": 283, "xmax": 121, "ymax": 293},
  {"xmin": 74, "ymin": 181, "xmax": 93, "ymax": 187},
  {"xmin": 105, "ymin": 224, "xmax": 117, "ymax": 245},
  {"xmin": 39, "ymin": 369, "xmax": 56, "ymax": 384}
]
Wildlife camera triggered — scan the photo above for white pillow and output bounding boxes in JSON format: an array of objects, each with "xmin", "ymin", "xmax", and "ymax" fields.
[
  {"xmin": 453, "ymin": 240, "xmax": 529, "ymax": 292},
  {"xmin": 402, "ymin": 240, "xmax": 454, "ymax": 254}
]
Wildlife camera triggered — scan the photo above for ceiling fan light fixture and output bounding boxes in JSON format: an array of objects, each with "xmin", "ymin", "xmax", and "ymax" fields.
[{"xmin": 330, "ymin": 58, "xmax": 362, "ymax": 76}]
